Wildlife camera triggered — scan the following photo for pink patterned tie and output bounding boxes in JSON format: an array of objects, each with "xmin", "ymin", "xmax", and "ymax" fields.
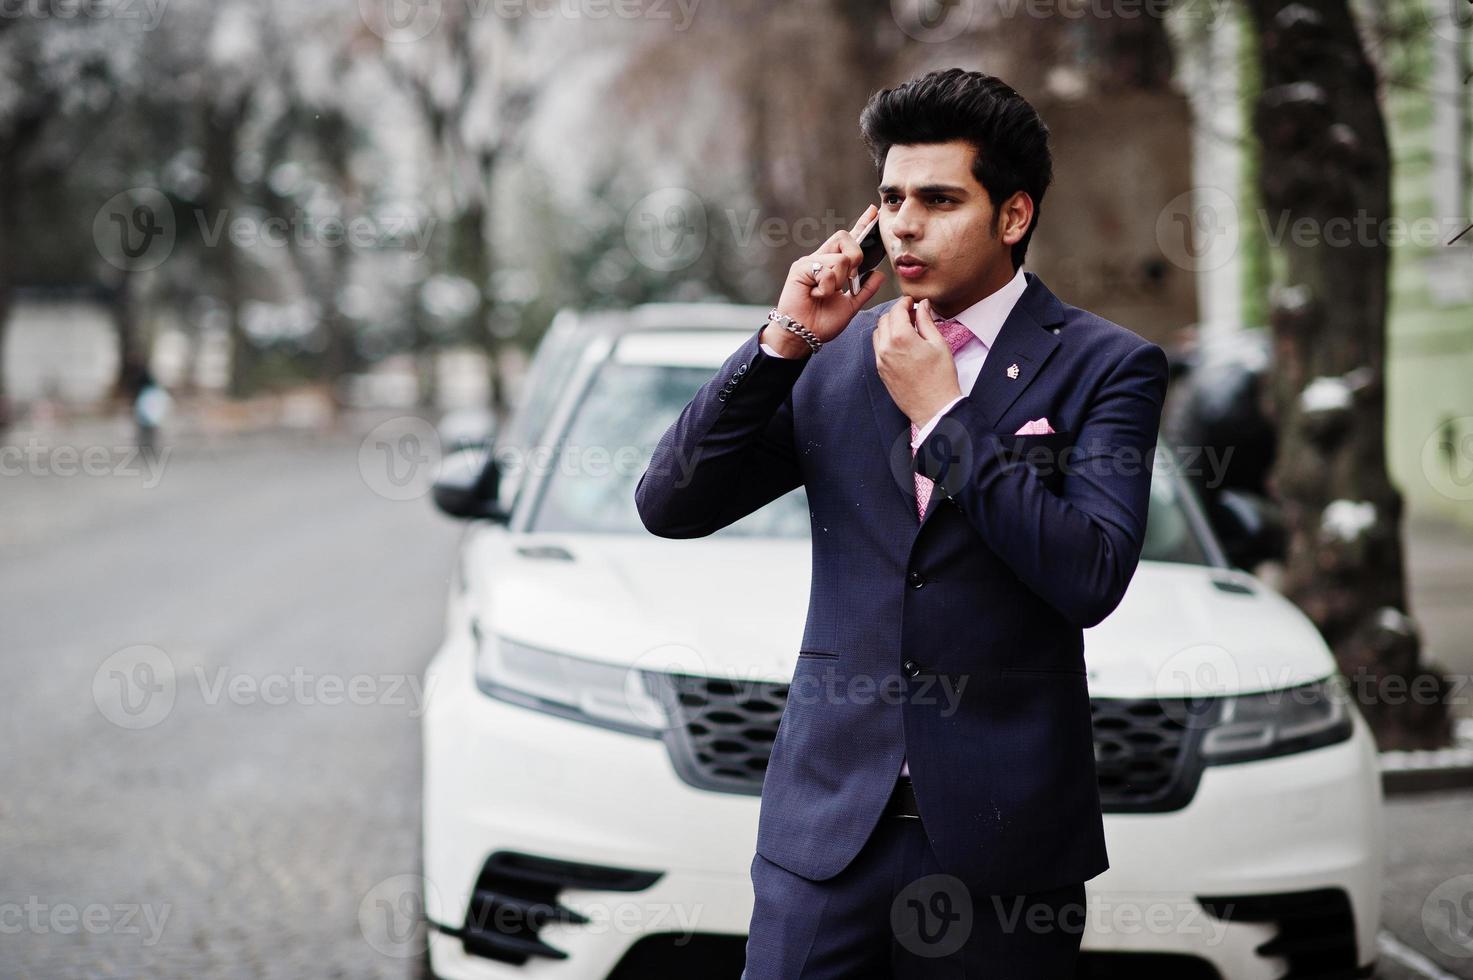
[{"xmin": 911, "ymin": 318, "xmax": 978, "ymax": 520}]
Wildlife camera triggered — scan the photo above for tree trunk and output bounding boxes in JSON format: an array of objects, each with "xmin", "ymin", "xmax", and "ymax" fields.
[
  {"xmin": 409, "ymin": 286, "xmax": 439, "ymax": 411},
  {"xmin": 311, "ymin": 109, "xmax": 357, "ymax": 421},
  {"xmin": 110, "ymin": 272, "xmax": 141, "ymax": 403},
  {"xmin": 0, "ymin": 154, "xmax": 15, "ymax": 435},
  {"xmin": 0, "ymin": 112, "xmax": 45, "ymax": 435},
  {"xmin": 1242, "ymin": 0, "xmax": 1452, "ymax": 749},
  {"xmin": 448, "ymin": 160, "xmax": 503, "ymax": 417},
  {"xmin": 202, "ymin": 96, "xmax": 255, "ymax": 399}
]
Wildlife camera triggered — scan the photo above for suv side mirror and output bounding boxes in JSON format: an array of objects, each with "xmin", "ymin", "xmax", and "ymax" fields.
[
  {"xmin": 432, "ymin": 448, "xmax": 511, "ymax": 523},
  {"xmin": 1208, "ymin": 489, "xmax": 1284, "ymax": 571}
]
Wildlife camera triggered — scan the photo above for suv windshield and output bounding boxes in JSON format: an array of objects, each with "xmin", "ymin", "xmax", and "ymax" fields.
[
  {"xmin": 530, "ymin": 357, "xmax": 1213, "ymax": 564},
  {"xmin": 530, "ymin": 363, "xmax": 810, "ymax": 537}
]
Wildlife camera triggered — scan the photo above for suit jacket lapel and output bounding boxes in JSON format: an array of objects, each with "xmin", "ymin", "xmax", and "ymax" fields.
[
  {"xmin": 862, "ymin": 271, "xmax": 1067, "ymax": 526},
  {"xmin": 965, "ymin": 272, "xmax": 1064, "ymax": 429}
]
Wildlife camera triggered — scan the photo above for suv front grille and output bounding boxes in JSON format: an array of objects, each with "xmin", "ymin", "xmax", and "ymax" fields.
[
  {"xmin": 649, "ymin": 671, "xmax": 1214, "ymax": 812},
  {"xmin": 649, "ymin": 673, "xmax": 788, "ymax": 796},
  {"xmin": 1091, "ymin": 696, "xmax": 1214, "ymax": 812}
]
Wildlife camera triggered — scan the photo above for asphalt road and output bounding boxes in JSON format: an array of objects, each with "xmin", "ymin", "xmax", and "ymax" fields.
[
  {"xmin": 1, "ymin": 423, "xmax": 1470, "ymax": 978},
  {"xmin": 1, "ymin": 424, "xmax": 463, "ymax": 979}
]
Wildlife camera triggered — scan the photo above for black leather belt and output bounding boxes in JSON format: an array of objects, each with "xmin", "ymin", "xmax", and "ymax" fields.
[{"xmin": 884, "ymin": 776, "xmax": 921, "ymax": 819}]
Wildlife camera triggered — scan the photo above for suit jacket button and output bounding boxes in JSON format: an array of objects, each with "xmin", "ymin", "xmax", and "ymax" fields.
[
  {"xmin": 903, "ymin": 659, "xmax": 920, "ymax": 677},
  {"xmin": 738, "ymin": 363, "xmax": 748, "ymax": 374},
  {"xmin": 908, "ymin": 570, "xmax": 925, "ymax": 589}
]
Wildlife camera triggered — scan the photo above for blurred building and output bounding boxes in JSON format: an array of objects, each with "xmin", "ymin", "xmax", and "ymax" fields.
[
  {"xmin": 1383, "ymin": 15, "xmax": 1473, "ymax": 529},
  {"xmin": 3, "ymin": 285, "xmax": 119, "ymax": 407}
]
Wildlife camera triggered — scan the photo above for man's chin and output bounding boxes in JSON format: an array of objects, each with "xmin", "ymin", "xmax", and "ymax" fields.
[
  {"xmin": 899, "ymin": 284, "xmax": 952, "ymax": 310},
  {"xmin": 898, "ymin": 282, "xmax": 940, "ymax": 301}
]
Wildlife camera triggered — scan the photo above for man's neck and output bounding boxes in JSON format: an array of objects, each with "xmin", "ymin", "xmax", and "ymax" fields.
[{"xmin": 932, "ymin": 265, "xmax": 1017, "ymax": 321}]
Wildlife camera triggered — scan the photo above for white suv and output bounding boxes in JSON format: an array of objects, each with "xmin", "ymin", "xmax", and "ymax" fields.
[{"xmin": 419, "ymin": 303, "xmax": 1384, "ymax": 980}]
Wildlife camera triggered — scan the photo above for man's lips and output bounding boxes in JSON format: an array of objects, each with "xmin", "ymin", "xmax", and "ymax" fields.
[{"xmin": 895, "ymin": 256, "xmax": 928, "ymax": 279}]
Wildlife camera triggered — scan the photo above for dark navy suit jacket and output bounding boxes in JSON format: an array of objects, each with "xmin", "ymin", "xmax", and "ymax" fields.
[{"xmin": 635, "ymin": 271, "xmax": 1169, "ymax": 894}]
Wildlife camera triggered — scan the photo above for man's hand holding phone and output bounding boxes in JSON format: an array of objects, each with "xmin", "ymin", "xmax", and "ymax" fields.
[{"xmin": 763, "ymin": 204, "xmax": 887, "ymax": 358}]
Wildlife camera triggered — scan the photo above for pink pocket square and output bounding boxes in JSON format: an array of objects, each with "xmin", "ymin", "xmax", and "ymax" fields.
[{"xmin": 1015, "ymin": 417, "xmax": 1055, "ymax": 435}]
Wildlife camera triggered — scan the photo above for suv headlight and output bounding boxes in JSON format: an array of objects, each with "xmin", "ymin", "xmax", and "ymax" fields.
[
  {"xmin": 1200, "ymin": 677, "xmax": 1354, "ymax": 764},
  {"xmin": 471, "ymin": 620, "xmax": 670, "ymax": 737}
]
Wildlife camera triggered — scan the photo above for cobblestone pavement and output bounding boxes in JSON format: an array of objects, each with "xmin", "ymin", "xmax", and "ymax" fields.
[{"xmin": 2, "ymin": 421, "xmax": 1471, "ymax": 978}]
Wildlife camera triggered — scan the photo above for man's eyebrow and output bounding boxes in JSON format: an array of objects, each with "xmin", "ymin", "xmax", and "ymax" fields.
[{"xmin": 877, "ymin": 183, "xmax": 970, "ymax": 196}]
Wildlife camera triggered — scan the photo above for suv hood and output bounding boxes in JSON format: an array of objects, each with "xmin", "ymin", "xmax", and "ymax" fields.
[{"xmin": 469, "ymin": 534, "xmax": 1334, "ymax": 697}]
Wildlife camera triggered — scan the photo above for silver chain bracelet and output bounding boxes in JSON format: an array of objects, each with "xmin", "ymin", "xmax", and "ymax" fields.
[{"xmin": 766, "ymin": 308, "xmax": 822, "ymax": 354}]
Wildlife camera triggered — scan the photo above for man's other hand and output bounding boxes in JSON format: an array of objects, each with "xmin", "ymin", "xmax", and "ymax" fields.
[{"xmin": 874, "ymin": 296, "xmax": 963, "ymax": 427}]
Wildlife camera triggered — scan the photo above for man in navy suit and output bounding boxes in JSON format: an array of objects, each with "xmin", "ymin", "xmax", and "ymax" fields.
[{"xmin": 636, "ymin": 68, "xmax": 1169, "ymax": 978}]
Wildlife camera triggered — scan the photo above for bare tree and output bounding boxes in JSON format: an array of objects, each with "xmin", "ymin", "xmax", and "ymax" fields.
[
  {"xmin": 0, "ymin": 12, "xmax": 142, "ymax": 428},
  {"xmin": 151, "ymin": 0, "xmax": 400, "ymax": 404},
  {"xmin": 251, "ymin": 16, "xmax": 367, "ymax": 418},
  {"xmin": 0, "ymin": 108, "xmax": 40, "ymax": 432},
  {"xmin": 1241, "ymin": 0, "xmax": 1452, "ymax": 749},
  {"xmin": 380, "ymin": 1, "xmax": 556, "ymax": 416}
]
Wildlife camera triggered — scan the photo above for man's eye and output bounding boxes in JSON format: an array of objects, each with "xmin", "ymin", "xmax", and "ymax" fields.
[{"xmin": 882, "ymin": 195, "xmax": 951, "ymax": 205}]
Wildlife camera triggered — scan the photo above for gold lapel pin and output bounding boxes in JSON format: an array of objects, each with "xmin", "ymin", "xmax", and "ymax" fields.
[{"xmin": 1007, "ymin": 363, "xmax": 1020, "ymax": 380}]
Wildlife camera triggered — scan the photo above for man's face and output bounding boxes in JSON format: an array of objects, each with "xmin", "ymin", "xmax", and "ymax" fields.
[{"xmin": 877, "ymin": 140, "xmax": 1026, "ymax": 317}]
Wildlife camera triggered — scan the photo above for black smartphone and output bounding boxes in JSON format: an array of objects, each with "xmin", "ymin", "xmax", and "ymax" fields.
[{"xmin": 848, "ymin": 214, "xmax": 887, "ymax": 293}]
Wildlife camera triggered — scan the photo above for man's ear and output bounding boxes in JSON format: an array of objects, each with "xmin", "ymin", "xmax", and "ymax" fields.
[{"xmin": 1000, "ymin": 191, "xmax": 1033, "ymax": 247}]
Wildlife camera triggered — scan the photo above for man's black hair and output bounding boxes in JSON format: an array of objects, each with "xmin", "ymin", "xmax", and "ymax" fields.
[{"xmin": 859, "ymin": 68, "xmax": 1053, "ymax": 270}]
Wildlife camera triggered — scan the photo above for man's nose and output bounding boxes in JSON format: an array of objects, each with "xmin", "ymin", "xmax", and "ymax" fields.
[{"xmin": 890, "ymin": 199, "xmax": 924, "ymax": 240}]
